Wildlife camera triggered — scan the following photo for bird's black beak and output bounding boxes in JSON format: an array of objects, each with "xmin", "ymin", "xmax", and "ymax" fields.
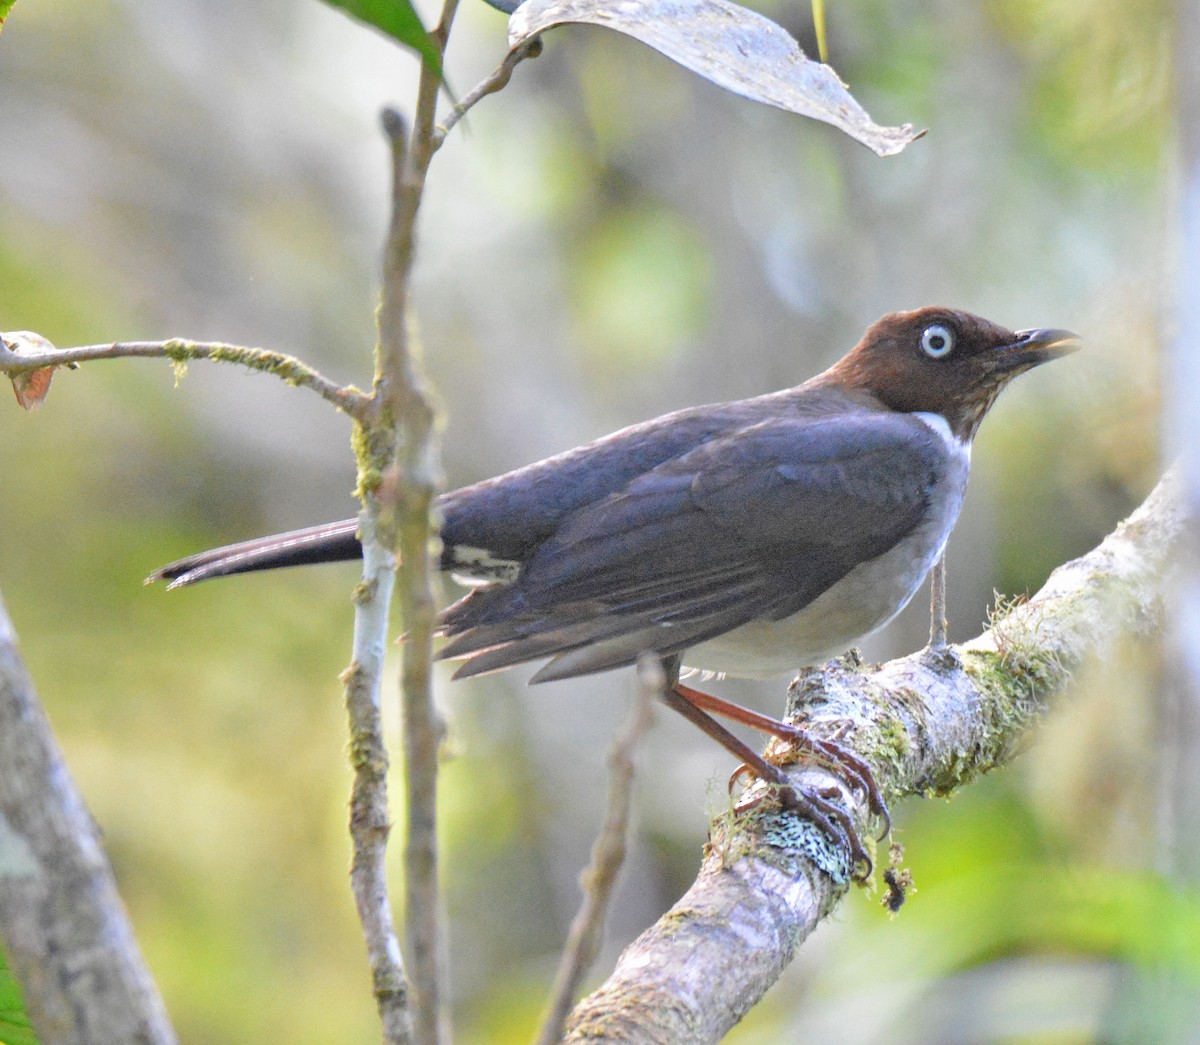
[{"xmin": 992, "ymin": 328, "xmax": 1082, "ymax": 371}]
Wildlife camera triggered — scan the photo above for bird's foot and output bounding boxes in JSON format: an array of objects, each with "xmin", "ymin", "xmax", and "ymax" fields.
[
  {"xmin": 670, "ymin": 681, "xmax": 889, "ymax": 838},
  {"xmin": 766, "ymin": 723, "xmax": 891, "ymax": 839},
  {"xmin": 730, "ymin": 765, "xmax": 873, "ymax": 880},
  {"xmin": 663, "ymin": 678, "xmax": 883, "ymax": 880}
]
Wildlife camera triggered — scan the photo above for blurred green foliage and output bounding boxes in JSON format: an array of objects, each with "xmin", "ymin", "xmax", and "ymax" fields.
[
  {"xmin": 568, "ymin": 204, "xmax": 713, "ymax": 377},
  {"xmin": 0, "ymin": 0, "xmax": 1179, "ymax": 1041},
  {"xmin": 986, "ymin": 0, "xmax": 1172, "ymax": 181},
  {"xmin": 0, "ymin": 946, "xmax": 38, "ymax": 1045}
]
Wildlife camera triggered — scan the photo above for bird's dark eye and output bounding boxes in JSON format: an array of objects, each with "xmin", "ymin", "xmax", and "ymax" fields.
[{"xmin": 920, "ymin": 324, "xmax": 954, "ymax": 359}]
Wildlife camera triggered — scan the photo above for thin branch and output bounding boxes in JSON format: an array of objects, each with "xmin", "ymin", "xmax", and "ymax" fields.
[
  {"xmin": 0, "ymin": 593, "xmax": 179, "ymax": 1045},
  {"xmin": 0, "ymin": 334, "xmax": 366, "ymax": 418},
  {"xmin": 339, "ymin": 0, "xmax": 464, "ymax": 1034},
  {"xmin": 534, "ymin": 659, "xmax": 660, "ymax": 1045},
  {"xmin": 343, "ymin": 539, "xmax": 414, "ymax": 1045},
  {"xmin": 339, "ymin": 0, "xmax": 459, "ymax": 1034},
  {"xmin": 356, "ymin": 0, "xmax": 461, "ymax": 1037},
  {"xmin": 928, "ymin": 553, "xmax": 948, "ymax": 648},
  {"xmin": 432, "ymin": 38, "xmax": 543, "ymax": 148},
  {"xmin": 564, "ymin": 466, "xmax": 1188, "ymax": 1043},
  {"xmin": 336, "ymin": 112, "xmax": 437, "ymax": 1045}
]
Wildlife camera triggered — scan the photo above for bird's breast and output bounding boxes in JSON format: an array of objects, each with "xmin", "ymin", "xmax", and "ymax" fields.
[{"xmin": 684, "ymin": 413, "xmax": 971, "ymax": 678}]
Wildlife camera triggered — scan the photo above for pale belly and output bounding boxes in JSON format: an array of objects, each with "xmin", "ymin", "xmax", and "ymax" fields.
[{"xmin": 684, "ymin": 439, "xmax": 968, "ymax": 678}]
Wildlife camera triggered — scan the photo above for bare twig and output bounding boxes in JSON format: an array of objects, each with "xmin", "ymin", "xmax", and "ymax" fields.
[
  {"xmin": 0, "ymin": 334, "xmax": 366, "ymax": 418},
  {"xmin": 379, "ymin": 99, "xmax": 446, "ymax": 1045},
  {"xmin": 534, "ymin": 659, "xmax": 660, "ymax": 1045},
  {"xmin": 343, "ymin": 541, "xmax": 414, "ymax": 1045},
  {"xmin": 348, "ymin": 0, "xmax": 462, "ymax": 1039},
  {"xmin": 433, "ymin": 38, "xmax": 543, "ymax": 147},
  {"xmin": 928, "ymin": 553, "xmax": 948, "ymax": 648},
  {"xmin": 564, "ymin": 467, "xmax": 1187, "ymax": 1043},
  {"xmin": 0, "ymin": 594, "xmax": 179, "ymax": 1045}
]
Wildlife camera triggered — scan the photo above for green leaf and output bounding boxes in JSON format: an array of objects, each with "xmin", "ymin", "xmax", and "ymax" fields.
[
  {"xmin": 0, "ymin": 0, "xmax": 18, "ymax": 33},
  {"xmin": 0, "ymin": 946, "xmax": 40, "ymax": 1045},
  {"xmin": 318, "ymin": 0, "xmax": 441, "ymax": 74}
]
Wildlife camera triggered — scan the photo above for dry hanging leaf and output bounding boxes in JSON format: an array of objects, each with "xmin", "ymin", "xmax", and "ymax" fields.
[
  {"xmin": 508, "ymin": 0, "xmax": 921, "ymax": 157},
  {"xmin": 3, "ymin": 331, "xmax": 59, "ymax": 410},
  {"xmin": 11, "ymin": 367, "xmax": 56, "ymax": 410}
]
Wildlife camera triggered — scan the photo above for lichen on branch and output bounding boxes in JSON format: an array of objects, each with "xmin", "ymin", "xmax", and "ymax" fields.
[{"xmin": 565, "ymin": 465, "xmax": 1186, "ymax": 1045}]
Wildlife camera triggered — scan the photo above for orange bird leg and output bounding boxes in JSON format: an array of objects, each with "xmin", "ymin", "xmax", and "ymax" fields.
[
  {"xmin": 658, "ymin": 682, "xmax": 873, "ymax": 879},
  {"xmin": 672, "ymin": 680, "xmax": 890, "ymax": 838}
]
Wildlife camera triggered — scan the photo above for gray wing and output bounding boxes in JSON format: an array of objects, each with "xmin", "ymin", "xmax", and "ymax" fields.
[
  {"xmin": 437, "ymin": 401, "xmax": 757, "ymax": 569},
  {"xmin": 438, "ymin": 412, "xmax": 951, "ymax": 680}
]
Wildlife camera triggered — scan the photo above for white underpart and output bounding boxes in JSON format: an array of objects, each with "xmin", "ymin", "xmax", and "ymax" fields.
[
  {"xmin": 913, "ymin": 410, "xmax": 971, "ymax": 465},
  {"xmin": 683, "ymin": 411, "xmax": 972, "ymax": 678}
]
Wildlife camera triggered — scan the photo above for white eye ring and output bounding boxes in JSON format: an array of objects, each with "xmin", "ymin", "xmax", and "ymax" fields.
[{"xmin": 921, "ymin": 324, "xmax": 954, "ymax": 358}]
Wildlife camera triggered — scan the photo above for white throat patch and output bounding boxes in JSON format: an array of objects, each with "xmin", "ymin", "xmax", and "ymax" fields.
[{"xmin": 914, "ymin": 411, "xmax": 971, "ymax": 464}]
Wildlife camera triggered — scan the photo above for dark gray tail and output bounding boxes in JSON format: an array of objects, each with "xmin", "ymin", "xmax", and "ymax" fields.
[{"xmin": 148, "ymin": 518, "xmax": 362, "ymax": 589}]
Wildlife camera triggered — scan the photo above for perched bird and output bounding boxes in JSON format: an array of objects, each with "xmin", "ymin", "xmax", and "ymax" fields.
[{"xmin": 152, "ymin": 307, "xmax": 1078, "ymax": 872}]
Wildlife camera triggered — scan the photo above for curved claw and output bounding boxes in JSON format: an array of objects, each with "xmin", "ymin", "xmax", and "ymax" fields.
[
  {"xmin": 774, "ymin": 726, "xmax": 891, "ymax": 840},
  {"xmin": 734, "ymin": 775, "xmax": 873, "ymax": 881},
  {"xmin": 661, "ymin": 680, "xmax": 881, "ymax": 879},
  {"xmin": 727, "ymin": 762, "xmax": 755, "ymax": 795},
  {"xmin": 790, "ymin": 785, "xmax": 873, "ymax": 880}
]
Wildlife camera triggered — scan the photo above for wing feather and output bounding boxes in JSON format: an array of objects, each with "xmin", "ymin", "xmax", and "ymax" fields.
[{"xmin": 438, "ymin": 411, "xmax": 949, "ymax": 679}]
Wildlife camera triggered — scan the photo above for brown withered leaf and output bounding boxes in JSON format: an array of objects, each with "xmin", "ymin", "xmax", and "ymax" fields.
[
  {"xmin": 3, "ymin": 331, "xmax": 59, "ymax": 410},
  {"xmin": 12, "ymin": 367, "xmax": 56, "ymax": 410},
  {"xmin": 507, "ymin": 0, "xmax": 922, "ymax": 157}
]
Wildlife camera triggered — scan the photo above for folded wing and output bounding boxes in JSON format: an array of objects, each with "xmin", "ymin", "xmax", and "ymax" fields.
[{"xmin": 438, "ymin": 411, "xmax": 948, "ymax": 680}]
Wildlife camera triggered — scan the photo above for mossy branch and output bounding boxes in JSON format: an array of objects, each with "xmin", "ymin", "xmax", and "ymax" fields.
[
  {"xmin": 341, "ymin": 0, "xmax": 460, "ymax": 1041},
  {"xmin": 564, "ymin": 465, "xmax": 1187, "ymax": 1044},
  {"xmin": 0, "ymin": 334, "xmax": 366, "ymax": 417}
]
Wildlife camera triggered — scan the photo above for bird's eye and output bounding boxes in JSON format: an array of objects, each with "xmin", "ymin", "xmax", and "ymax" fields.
[{"xmin": 920, "ymin": 324, "xmax": 954, "ymax": 359}]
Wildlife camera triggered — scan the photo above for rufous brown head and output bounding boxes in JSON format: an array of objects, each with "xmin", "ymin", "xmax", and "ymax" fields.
[{"xmin": 819, "ymin": 306, "xmax": 1080, "ymax": 441}]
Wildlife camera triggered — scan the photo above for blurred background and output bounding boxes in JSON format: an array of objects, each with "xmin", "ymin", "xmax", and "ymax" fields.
[{"xmin": 0, "ymin": 0, "xmax": 1185, "ymax": 1041}]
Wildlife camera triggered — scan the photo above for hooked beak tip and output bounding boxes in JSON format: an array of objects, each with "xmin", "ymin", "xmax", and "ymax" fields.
[
  {"xmin": 1015, "ymin": 327, "xmax": 1082, "ymax": 356},
  {"xmin": 996, "ymin": 328, "xmax": 1082, "ymax": 370}
]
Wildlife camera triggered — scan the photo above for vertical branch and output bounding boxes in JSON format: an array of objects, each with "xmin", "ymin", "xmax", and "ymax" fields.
[
  {"xmin": 928, "ymin": 554, "xmax": 948, "ymax": 648},
  {"xmin": 0, "ymin": 593, "xmax": 179, "ymax": 1045},
  {"xmin": 376, "ymin": 104, "xmax": 446, "ymax": 1045},
  {"xmin": 344, "ymin": 529, "xmax": 413, "ymax": 1045},
  {"xmin": 368, "ymin": 7, "xmax": 459, "ymax": 1041},
  {"xmin": 344, "ymin": 3, "xmax": 533, "ymax": 1037}
]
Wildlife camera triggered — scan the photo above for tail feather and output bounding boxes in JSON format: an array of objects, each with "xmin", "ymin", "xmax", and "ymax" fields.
[{"xmin": 148, "ymin": 518, "xmax": 362, "ymax": 589}]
